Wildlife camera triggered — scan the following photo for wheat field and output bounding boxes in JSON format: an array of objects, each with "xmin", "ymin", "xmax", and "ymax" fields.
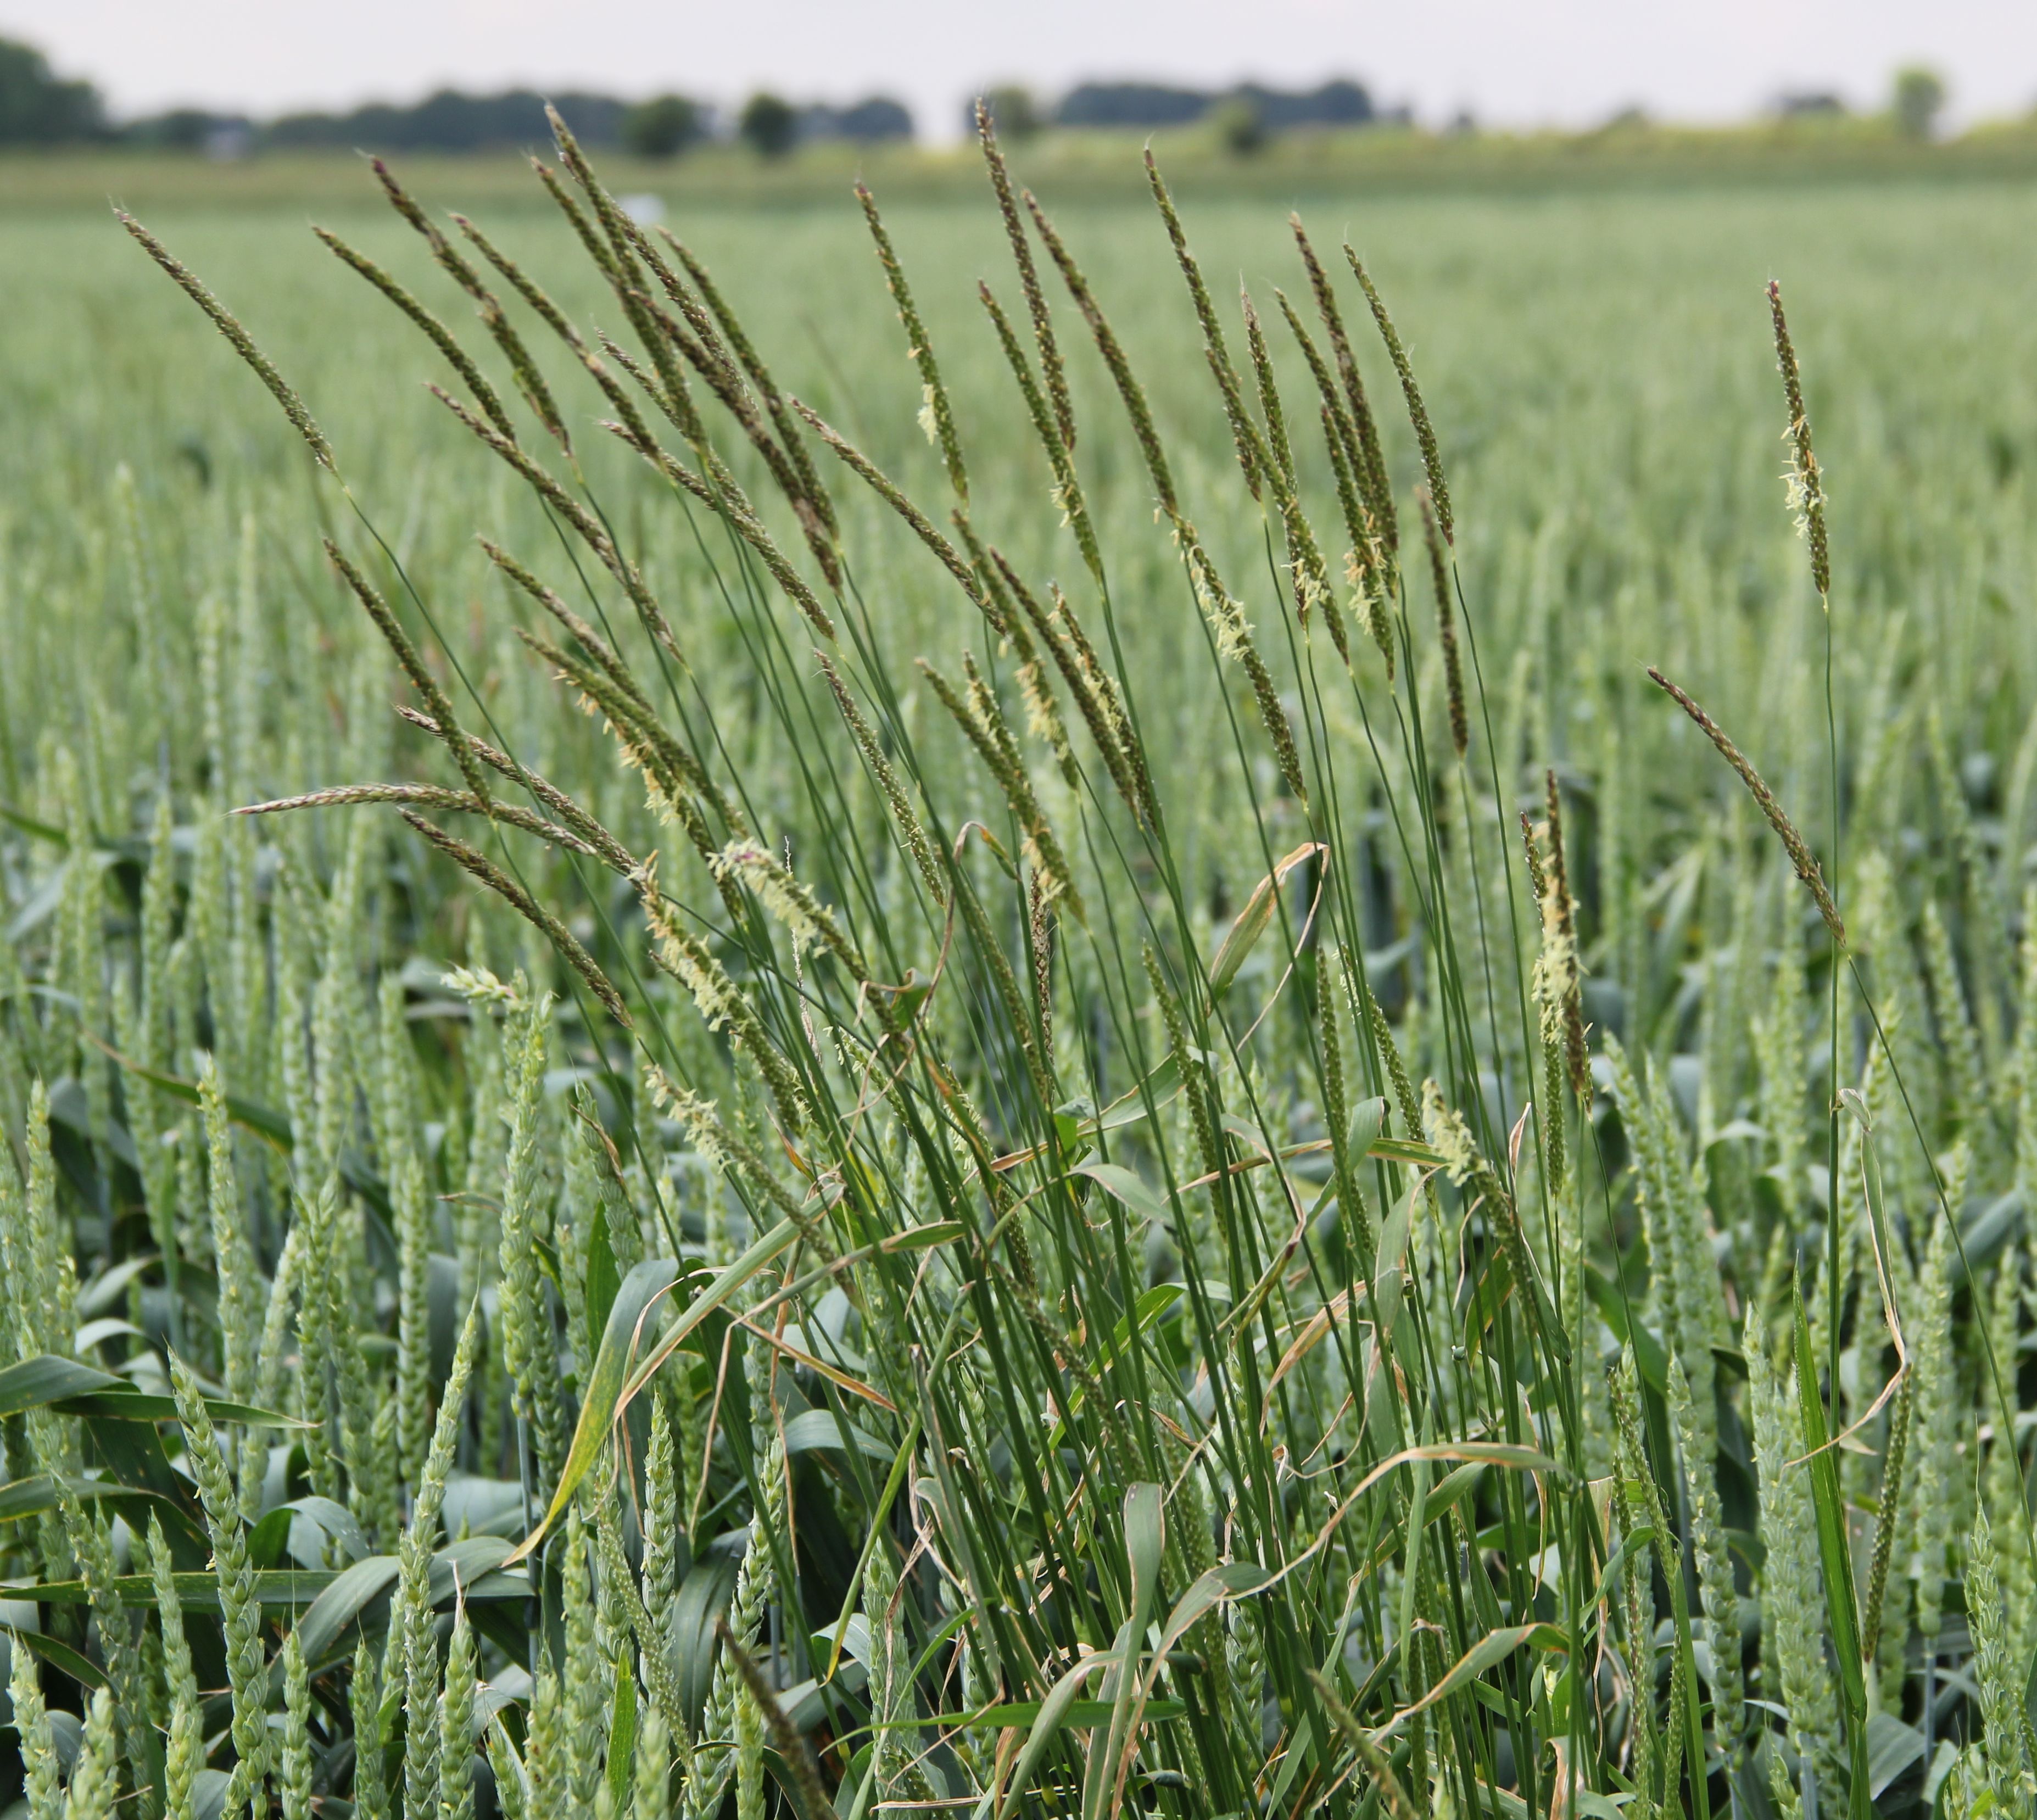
[{"xmin": 0, "ymin": 122, "xmax": 2034, "ymax": 1820}]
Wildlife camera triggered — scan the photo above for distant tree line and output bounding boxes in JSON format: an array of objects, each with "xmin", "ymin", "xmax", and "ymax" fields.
[
  {"xmin": 104, "ymin": 87, "xmax": 913, "ymax": 158},
  {"xmin": 0, "ymin": 38, "xmax": 102, "ymax": 143},
  {"xmin": 1771, "ymin": 68, "xmax": 1945, "ymax": 138},
  {"xmin": 0, "ymin": 32, "xmax": 1964, "ymax": 160},
  {"xmin": 1053, "ymin": 79, "xmax": 1386, "ymax": 131},
  {"xmin": 264, "ymin": 88, "xmax": 632, "ymax": 151},
  {"xmin": 972, "ymin": 78, "xmax": 1398, "ymax": 155},
  {"xmin": 0, "ymin": 35, "xmax": 914, "ymax": 158}
]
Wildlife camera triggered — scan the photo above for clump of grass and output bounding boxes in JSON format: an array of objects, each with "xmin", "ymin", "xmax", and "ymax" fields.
[{"xmin": 0, "ymin": 110, "xmax": 2024, "ymax": 1820}]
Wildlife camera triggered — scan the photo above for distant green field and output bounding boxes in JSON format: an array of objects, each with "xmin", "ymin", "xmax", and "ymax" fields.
[
  {"xmin": 5, "ymin": 107, "xmax": 2037, "ymax": 213},
  {"xmin": 8, "ymin": 165, "xmax": 2034, "ymax": 755},
  {"xmin": 3, "ymin": 135, "xmax": 2036, "ymax": 1820}
]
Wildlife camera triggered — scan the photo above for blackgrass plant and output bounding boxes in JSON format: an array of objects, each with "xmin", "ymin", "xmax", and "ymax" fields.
[{"xmin": 0, "ymin": 105, "xmax": 2033, "ymax": 1820}]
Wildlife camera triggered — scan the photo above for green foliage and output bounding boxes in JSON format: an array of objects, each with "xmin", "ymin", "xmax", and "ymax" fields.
[
  {"xmin": 622, "ymin": 95, "xmax": 704, "ymax": 161},
  {"xmin": 1894, "ymin": 65, "xmax": 1948, "ymax": 141},
  {"xmin": 1212, "ymin": 96, "xmax": 1265, "ymax": 158},
  {"xmin": 0, "ymin": 115, "xmax": 2033, "ymax": 1820},
  {"xmin": 738, "ymin": 93, "xmax": 797, "ymax": 159},
  {"xmin": 978, "ymin": 84, "xmax": 1041, "ymax": 142},
  {"xmin": 0, "ymin": 36, "xmax": 102, "ymax": 145}
]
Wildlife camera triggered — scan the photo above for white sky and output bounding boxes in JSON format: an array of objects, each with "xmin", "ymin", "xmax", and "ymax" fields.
[{"xmin": 10, "ymin": 0, "xmax": 2035, "ymax": 137}]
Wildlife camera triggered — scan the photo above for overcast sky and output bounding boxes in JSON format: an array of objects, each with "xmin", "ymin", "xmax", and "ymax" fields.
[{"xmin": 5, "ymin": 0, "xmax": 2032, "ymax": 137}]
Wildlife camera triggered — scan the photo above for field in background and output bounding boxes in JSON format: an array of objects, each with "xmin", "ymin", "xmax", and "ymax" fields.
[
  {"xmin": 5, "ymin": 109, "xmax": 2037, "ymax": 211},
  {"xmin": 9, "ymin": 165, "xmax": 2034, "ymax": 767}
]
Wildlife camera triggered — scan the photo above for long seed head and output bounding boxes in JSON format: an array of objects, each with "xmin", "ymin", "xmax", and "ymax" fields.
[
  {"xmin": 918, "ymin": 656, "xmax": 1084, "ymax": 922},
  {"xmin": 1767, "ymin": 278, "xmax": 1831, "ymax": 601},
  {"xmin": 1420, "ymin": 486, "xmax": 1467, "ymax": 755},
  {"xmin": 976, "ymin": 281, "xmax": 1102, "ymax": 582},
  {"xmin": 1347, "ymin": 244, "xmax": 1450, "ymax": 543},
  {"xmin": 816, "ymin": 652, "xmax": 946, "ymax": 901},
  {"xmin": 1240, "ymin": 286, "xmax": 1295, "ymax": 490},
  {"xmin": 1647, "ymin": 667, "xmax": 1845, "ymax": 946},
  {"xmin": 1026, "ymin": 187, "xmax": 1179, "ymax": 519},
  {"xmin": 323, "ymin": 540, "xmax": 492, "ymax": 809},
  {"xmin": 981, "ymin": 101, "xmax": 1074, "ymax": 451},
  {"xmin": 791, "ymin": 398, "xmax": 980, "ymax": 611},
  {"xmin": 398, "ymin": 811, "xmax": 630, "ymax": 1023},
  {"xmin": 1861, "ymin": 1367, "xmax": 1912, "ymax": 1667},
  {"xmin": 857, "ymin": 181, "xmax": 969, "ymax": 503},
  {"xmin": 1291, "ymin": 214, "xmax": 1396, "ymax": 549},
  {"xmin": 1146, "ymin": 150, "xmax": 1262, "ymax": 497},
  {"xmin": 716, "ymin": 1620, "xmax": 835, "ymax": 1820},
  {"xmin": 662, "ymin": 230, "xmax": 839, "ymax": 537},
  {"xmin": 314, "ymin": 226, "xmax": 520, "ymax": 446},
  {"xmin": 982, "ymin": 548, "xmax": 1145, "ymax": 824},
  {"xmin": 118, "ymin": 210, "xmax": 334, "ymax": 469},
  {"xmin": 1540, "ymin": 769, "xmax": 1589, "ymax": 1096},
  {"xmin": 451, "ymin": 211, "xmax": 581, "ymax": 446}
]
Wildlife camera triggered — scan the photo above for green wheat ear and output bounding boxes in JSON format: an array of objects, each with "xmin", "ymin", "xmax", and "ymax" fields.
[
  {"xmin": 499, "ymin": 986, "xmax": 567, "ymax": 1483},
  {"xmin": 170, "ymin": 1351, "xmax": 270, "ymax": 1809},
  {"xmin": 75, "ymin": 121, "xmax": 2023, "ymax": 1820},
  {"xmin": 64, "ymin": 1689, "xmax": 119, "ymax": 1820},
  {"xmin": 438, "ymin": 1605, "xmax": 478, "ymax": 1820},
  {"xmin": 12, "ymin": 1618, "xmax": 60, "ymax": 1820}
]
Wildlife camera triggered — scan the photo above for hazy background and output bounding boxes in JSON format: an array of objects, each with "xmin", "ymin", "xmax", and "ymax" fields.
[{"xmin": 5, "ymin": 0, "xmax": 2033, "ymax": 139}]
